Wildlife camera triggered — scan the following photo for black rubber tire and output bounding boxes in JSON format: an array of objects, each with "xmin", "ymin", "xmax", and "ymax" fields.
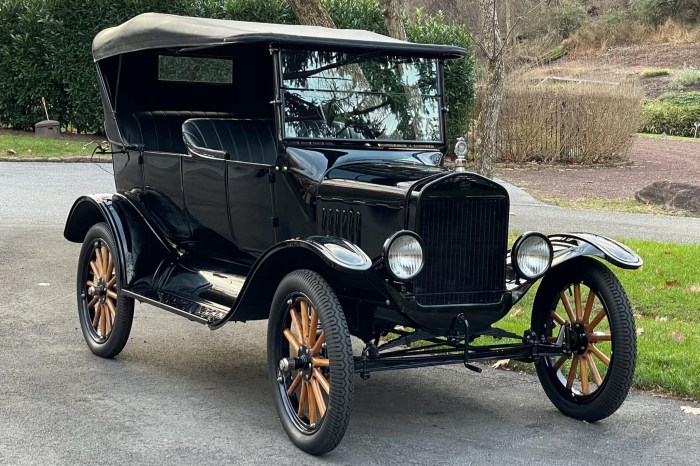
[
  {"xmin": 532, "ymin": 257, "xmax": 636, "ymax": 421},
  {"xmin": 76, "ymin": 222, "xmax": 134, "ymax": 358},
  {"xmin": 267, "ymin": 270, "xmax": 354, "ymax": 455}
]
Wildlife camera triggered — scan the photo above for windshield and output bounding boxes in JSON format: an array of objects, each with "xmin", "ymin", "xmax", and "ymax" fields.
[{"xmin": 280, "ymin": 49, "xmax": 442, "ymax": 143}]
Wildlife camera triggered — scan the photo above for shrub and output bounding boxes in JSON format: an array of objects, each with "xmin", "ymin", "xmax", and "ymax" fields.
[
  {"xmin": 551, "ymin": 0, "xmax": 587, "ymax": 39},
  {"xmin": 670, "ymin": 68, "xmax": 700, "ymax": 90},
  {"xmin": 496, "ymin": 80, "xmax": 643, "ymax": 164},
  {"xmin": 641, "ymin": 69, "xmax": 670, "ymax": 78},
  {"xmin": 641, "ymin": 95, "xmax": 700, "ymax": 137},
  {"xmin": 637, "ymin": 0, "xmax": 678, "ymax": 26}
]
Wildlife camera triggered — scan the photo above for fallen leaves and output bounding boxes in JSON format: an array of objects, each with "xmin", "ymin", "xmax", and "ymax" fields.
[
  {"xmin": 681, "ymin": 406, "xmax": 700, "ymax": 415},
  {"xmin": 672, "ymin": 331, "xmax": 686, "ymax": 343},
  {"xmin": 688, "ymin": 284, "xmax": 700, "ymax": 293},
  {"xmin": 663, "ymin": 280, "xmax": 681, "ymax": 289},
  {"xmin": 636, "ymin": 327, "xmax": 645, "ymax": 336},
  {"xmin": 491, "ymin": 359, "xmax": 510, "ymax": 369}
]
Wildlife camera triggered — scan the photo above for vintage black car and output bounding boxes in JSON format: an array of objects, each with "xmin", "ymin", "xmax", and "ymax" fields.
[{"xmin": 65, "ymin": 13, "xmax": 642, "ymax": 455}]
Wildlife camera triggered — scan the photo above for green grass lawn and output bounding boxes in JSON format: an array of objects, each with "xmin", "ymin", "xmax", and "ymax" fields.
[
  {"xmin": 0, "ymin": 133, "xmax": 95, "ymax": 158},
  {"xmin": 478, "ymin": 237, "xmax": 700, "ymax": 400},
  {"xmin": 637, "ymin": 132, "xmax": 700, "ymax": 143}
]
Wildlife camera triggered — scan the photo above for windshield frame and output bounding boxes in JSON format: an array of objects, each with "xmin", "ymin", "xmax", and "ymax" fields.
[{"xmin": 272, "ymin": 46, "xmax": 447, "ymax": 149}]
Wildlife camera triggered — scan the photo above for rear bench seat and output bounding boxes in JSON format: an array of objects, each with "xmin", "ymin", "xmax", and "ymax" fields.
[
  {"xmin": 182, "ymin": 118, "xmax": 276, "ymax": 164},
  {"xmin": 116, "ymin": 111, "xmax": 234, "ymax": 154}
]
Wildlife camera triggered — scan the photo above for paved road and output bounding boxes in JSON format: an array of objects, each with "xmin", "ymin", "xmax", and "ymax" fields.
[
  {"xmin": 1, "ymin": 162, "xmax": 700, "ymax": 465},
  {"xmin": 2, "ymin": 163, "xmax": 699, "ymax": 242}
]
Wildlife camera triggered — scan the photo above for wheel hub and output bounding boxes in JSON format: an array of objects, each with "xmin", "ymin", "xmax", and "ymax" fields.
[
  {"xmin": 96, "ymin": 277, "xmax": 107, "ymax": 303},
  {"xmin": 570, "ymin": 322, "xmax": 589, "ymax": 355}
]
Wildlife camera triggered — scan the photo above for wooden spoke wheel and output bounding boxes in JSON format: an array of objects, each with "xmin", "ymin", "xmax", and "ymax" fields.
[
  {"xmin": 77, "ymin": 223, "xmax": 133, "ymax": 358},
  {"xmin": 532, "ymin": 257, "xmax": 636, "ymax": 422},
  {"xmin": 268, "ymin": 270, "xmax": 353, "ymax": 456}
]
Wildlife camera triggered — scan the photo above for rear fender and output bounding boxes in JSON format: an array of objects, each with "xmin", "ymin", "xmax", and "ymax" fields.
[
  {"xmin": 214, "ymin": 236, "xmax": 378, "ymax": 326},
  {"xmin": 64, "ymin": 194, "xmax": 172, "ymax": 286}
]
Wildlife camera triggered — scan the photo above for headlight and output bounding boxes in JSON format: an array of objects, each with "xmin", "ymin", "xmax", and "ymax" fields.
[
  {"xmin": 512, "ymin": 232, "xmax": 553, "ymax": 280},
  {"xmin": 384, "ymin": 231, "xmax": 424, "ymax": 281}
]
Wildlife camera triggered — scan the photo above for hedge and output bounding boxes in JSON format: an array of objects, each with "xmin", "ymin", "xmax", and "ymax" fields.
[
  {"xmin": 641, "ymin": 92, "xmax": 700, "ymax": 137},
  {"xmin": 0, "ymin": 0, "xmax": 474, "ymax": 142}
]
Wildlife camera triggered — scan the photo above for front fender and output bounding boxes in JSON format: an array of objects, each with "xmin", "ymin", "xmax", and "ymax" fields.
[
  {"xmin": 507, "ymin": 232, "xmax": 642, "ymax": 306},
  {"xmin": 213, "ymin": 236, "xmax": 375, "ymax": 326},
  {"xmin": 548, "ymin": 233, "xmax": 643, "ymax": 270}
]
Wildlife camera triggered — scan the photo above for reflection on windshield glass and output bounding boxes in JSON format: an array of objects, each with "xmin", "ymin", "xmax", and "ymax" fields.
[{"xmin": 281, "ymin": 50, "xmax": 442, "ymax": 143}]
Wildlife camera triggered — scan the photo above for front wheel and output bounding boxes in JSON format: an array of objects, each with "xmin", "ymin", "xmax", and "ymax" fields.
[
  {"xmin": 532, "ymin": 257, "xmax": 636, "ymax": 421},
  {"xmin": 267, "ymin": 270, "xmax": 354, "ymax": 455}
]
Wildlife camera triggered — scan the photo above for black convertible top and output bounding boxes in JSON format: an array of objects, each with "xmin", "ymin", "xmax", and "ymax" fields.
[{"xmin": 92, "ymin": 13, "xmax": 467, "ymax": 61}]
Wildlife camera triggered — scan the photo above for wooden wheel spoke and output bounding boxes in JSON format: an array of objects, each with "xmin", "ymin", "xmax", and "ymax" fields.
[
  {"xmin": 99, "ymin": 303, "xmax": 107, "ymax": 336},
  {"xmin": 300, "ymin": 301, "xmax": 309, "ymax": 343},
  {"xmin": 308, "ymin": 307, "xmax": 318, "ymax": 347},
  {"xmin": 583, "ymin": 291, "xmax": 596, "ymax": 324},
  {"xmin": 585, "ymin": 353, "xmax": 603, "ymax": 386},
  {"xmin": 87, "ymin": 296, "xmax": 98, "ymax": 309},
  {"xmin": 589, "ymin": 334, "xmax": 611, "ymax": 343},
  {"xmin": 86, "ymin": 280, "xmax": 96, "ymax": 288},
  {"xmin": 95, "ymin": 248, "xmax": 104, "ymax": 276},
  {"xmin": 311, "ymin": 378, "xmax": 326, "ymax": 417},
  {"xmin": 107, "ymin": 290, "xmax": 118, "ymax": 300},
  {"xmin": 566, "ymin": 355, "xmax": 579, "ymax": 389},
  {"xmin": 106, "ymin": 276, "xmax": 116, "ymax": 289},
  {"xmin": 92, "ymin": 303, "xmax": 102, "ymax": 328},
  {"xmin": 290, "ymin": 310, "xmax": 303, "ymax": 342},
  {"xmin": 550, "ymin": 311, "xmax": 566, "ymax": 326},
  {"xmin": 312, "ymin": 357, "xmax": 329, "ymax": 368},
  {"xmin": 283, "ymin": 329, "xmax": 301, "ymax": 352},
  {"xmin": 553, "ymin": 355, "xmax": 568, "ymax": 371},
  {"xmin": 560, "ymin": 292, "xmax": 576, "ymax": 323},
  {"xmin": 589, "ymin": 344, "xmax": 610, "ymax": 366},
  {"xmin": 89, "ymin": 260, "xmax": 100, "ymax": 279},
  {"xmin": 311, "ymin": 331, "xmax": 325, "ymax": 355},
  {"xmin": 101, "ymin": 247, "xmax": 109, "ymax": 276},
  {"xmin": 580, "ymin": 355, "xmax": 589, "ymax": 395},
  {"xmin": 308, "ymin": 379, "xmax": 317, "ymax": 424},
  {"xmin": 106, "ymin": 252, "xmax": 114, "ymax": 280},
  {"xmin": 589, "ymin": 308, "xmax": 607, "ymax": 331},
  {"xmin": 313, "ymin": 368, "xmax": 330, "ymax": 394},
  {"xmin": 574, "ymin": 283, "xmax": 583, "ymax": 322},
  {"xmin": 287, "ymin": 373, "xmax": 302, "ymax": 396},
  {"xmin": 106, "ymin": 298, "xmax": 116, "ymax": 323},
  {"xmin": 297, "ymin": 380, "xmax": 307, "ymax": 417},
  {"xmin": 105, "ymin": 308, "xmax": 112, "ymax": 335}
]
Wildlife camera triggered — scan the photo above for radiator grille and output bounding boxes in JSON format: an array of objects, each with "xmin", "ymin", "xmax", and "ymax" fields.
[
  {"xmin": 414, "ymin": 196, "xmax": 508, "ymax": 305},
  {"xmin": 321, "ymin": 208, "xmax": 361, "ymax": 244}
]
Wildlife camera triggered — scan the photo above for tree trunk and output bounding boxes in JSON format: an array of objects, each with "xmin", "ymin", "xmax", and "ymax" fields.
[
  {"xmin": 379, "ymin": 0, "xmax": 407, "ymax": 41},
  {"xmin": 475, "ymin": 57, "xmax": 505, "ymax": 178},
  {"xmin": 475, "ymin": 0, "xmax": 505, "ymax": 179},
  {"xmin": 505, "ymin": 0, "xmax": 513, "ymax": 46},
  {"xmin": 287, "ymin": 0, "xmax": 336, "ymax": 28}
]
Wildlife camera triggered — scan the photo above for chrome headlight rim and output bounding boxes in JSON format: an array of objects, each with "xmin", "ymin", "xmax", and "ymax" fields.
[
  {"xmin": 512, "ymin": 231, "xmax": 553, "ymax": 280},
  {"xmin": 382, "ymin": 230, "xmax": 425, "ymax": 282}
]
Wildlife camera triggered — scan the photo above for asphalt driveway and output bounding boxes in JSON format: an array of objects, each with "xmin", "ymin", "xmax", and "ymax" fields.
[{"xmin": 1, "ymin": 162, "xmax": 699, "ymax": 464}]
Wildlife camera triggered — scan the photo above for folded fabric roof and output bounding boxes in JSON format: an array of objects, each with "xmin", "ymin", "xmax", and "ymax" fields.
[{"xmin": 93, "ymin": 12, "xmax": 467, "ymax": 61}]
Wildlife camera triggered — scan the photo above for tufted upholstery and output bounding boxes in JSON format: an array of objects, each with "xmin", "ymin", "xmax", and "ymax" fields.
[
  {"xmin": 117, "ymin": 111, "xmax": 234, "ymax": 154},
  {"xmin": 182, "ymin": 118, "xmax": 277, "ymax": 164}
]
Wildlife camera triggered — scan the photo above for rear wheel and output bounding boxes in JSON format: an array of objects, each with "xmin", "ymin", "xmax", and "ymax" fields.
[
  {"xmin": 267, "ymin": 270, "xmax": 354, "ymax": 455},
  {"xmin": 532, "ymin": 257, "xmax": 636, "ymax": 421},
  {"xmin": 76, "ymin": 223, "xmax": 134, "ymax": 358}
]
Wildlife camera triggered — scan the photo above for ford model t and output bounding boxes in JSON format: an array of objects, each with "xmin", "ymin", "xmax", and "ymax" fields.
[{"xmin": 65, "ymin": 13, "xmax": 641, "ymax": 455}]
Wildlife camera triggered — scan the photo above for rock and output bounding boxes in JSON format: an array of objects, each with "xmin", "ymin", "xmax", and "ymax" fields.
[
  {"xmin": 6, "ymin": 148, "xmax": 16, "ymax": 155},
  {"xmin": 636, "ymin": 181, "xmax": 700, "ymax": 213}
]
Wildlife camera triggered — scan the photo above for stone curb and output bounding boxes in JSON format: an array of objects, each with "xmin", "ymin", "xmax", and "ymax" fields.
[{"xmin": 0, "ymin": 156, "xmax": 111, "ymax": 163}]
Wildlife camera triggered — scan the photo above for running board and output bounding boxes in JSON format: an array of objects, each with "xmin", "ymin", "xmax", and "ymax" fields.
[{"xmin": 122, "ymin": 289, "xmax": 229, "ymax": 325}]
